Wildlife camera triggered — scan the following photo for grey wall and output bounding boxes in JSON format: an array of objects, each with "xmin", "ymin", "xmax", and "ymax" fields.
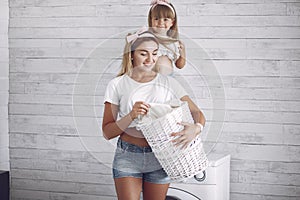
[
  {"xmin": 8, "ymin": 0, "xmax": 300, "ymax": 200},
  {"xmin": 0, "ymin": 0, "xmax": 9, "ymax": 171}
]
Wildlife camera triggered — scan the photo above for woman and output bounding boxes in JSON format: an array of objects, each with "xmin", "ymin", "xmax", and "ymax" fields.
[{"xmin": 102, "ymin": 29, "xmax": 205, "ymax": 200}]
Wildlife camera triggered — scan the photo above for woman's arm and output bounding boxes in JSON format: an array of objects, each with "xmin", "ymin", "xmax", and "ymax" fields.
[
  {"xmin": 102, "ymin": 102, "xmax": 133, "ymax": 140},
  {"xmin": 102, "ymin": 101, "xmax": 151, "ymax": 140},
  {"xmin": 181, "ymin": 95, "xmax": 206, "ymax": 126},
  {"xmin": 171, "ymin": 95, "xmax": 206, "ymax": 148}
]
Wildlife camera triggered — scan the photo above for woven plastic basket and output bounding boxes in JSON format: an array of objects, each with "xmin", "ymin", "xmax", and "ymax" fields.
[{"xmin": 137, "ymin": 101, "xmax": 208, "ymax": 181}]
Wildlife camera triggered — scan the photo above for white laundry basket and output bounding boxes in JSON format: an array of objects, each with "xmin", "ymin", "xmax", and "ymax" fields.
[{"xmin": 138, "ymin": 101, "xmax": 208, "ymax": 181}]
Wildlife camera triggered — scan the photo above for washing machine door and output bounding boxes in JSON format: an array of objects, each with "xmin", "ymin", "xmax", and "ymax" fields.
[{"xmin": 166, "ymin": 187, "xmax": 201, "ymax": 200}]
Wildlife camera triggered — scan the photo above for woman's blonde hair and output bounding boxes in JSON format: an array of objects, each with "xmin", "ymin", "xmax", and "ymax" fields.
[
  {"xmin": 118, "ymin": 32, "xmax": 159, "ymax": 77},
  {"xmin": 148, "ymin": 3, "xmax": 178, "ymax": 39}
]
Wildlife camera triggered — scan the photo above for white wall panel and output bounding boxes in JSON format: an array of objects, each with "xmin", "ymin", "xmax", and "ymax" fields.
[{"xmin": 8, "ymin": 0, "xmax": 300, "ymax": 199}]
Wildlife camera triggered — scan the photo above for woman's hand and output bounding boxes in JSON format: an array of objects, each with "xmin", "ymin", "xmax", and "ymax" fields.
[
  {"xmin": 171, "ymin": 122, "xmax": 202, "ymax": 149},
  {"xmin": 129, "ymin": 101, "xmax": 151, "ymax": 120}
]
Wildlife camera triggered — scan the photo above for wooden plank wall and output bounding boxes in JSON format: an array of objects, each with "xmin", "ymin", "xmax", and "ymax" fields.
[
  {"xmin": 0, "ymin": 0, "xmax": 9, "ymax": 171},
  {"xmin": 8, "ymin": 0, "xmax": 300, "ymax": 199}
]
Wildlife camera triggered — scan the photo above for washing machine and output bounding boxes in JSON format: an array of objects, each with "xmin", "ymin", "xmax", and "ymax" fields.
[{"xmin": 166, "ymin": 154, "xmax": 230, "ymax": 200}]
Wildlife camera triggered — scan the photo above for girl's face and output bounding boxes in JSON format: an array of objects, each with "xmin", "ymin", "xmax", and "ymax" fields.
[
  {"xmin": 132, "ymin": 40, "xmax": 158, "ymax": 72},
  {"xmin": 151, "ymin": 16, "xmax": 174, "ymax": 35}
]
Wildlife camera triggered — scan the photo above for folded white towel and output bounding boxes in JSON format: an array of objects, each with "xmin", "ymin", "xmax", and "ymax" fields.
[
  {"xmin": 148, "ymin": 103, "xmax": 173, "ymax": 119},
  {"xmin": 137, "ymin": 99, "xmax": 183, "ymax": 127}
]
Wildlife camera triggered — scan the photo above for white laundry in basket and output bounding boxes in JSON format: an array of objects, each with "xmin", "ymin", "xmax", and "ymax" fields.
[{"xmin": 137, "ymin": 99, "xmax": 182, "ymax": 126}]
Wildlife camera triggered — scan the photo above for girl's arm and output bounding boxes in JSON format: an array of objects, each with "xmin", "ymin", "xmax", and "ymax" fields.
[
  {"xmin": 171, "ymin": 95, "xmax": 206, "ymax": 148},
  {"xmin": 175, "ymin": 40, "xmax": 186, "ymax": 69},
  {"xmin": 102, "ymin": 101, "xmax": 150, "ymax": 140}
]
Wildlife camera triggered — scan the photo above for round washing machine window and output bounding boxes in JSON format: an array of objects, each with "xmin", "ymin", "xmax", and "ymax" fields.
[
  {"xmin": 166, "ymin": 187, "xmax": 201, "ymax": 200},
  {"xmin": 166, "ymin": 196, "xmax": 181, "ymax": 200}
]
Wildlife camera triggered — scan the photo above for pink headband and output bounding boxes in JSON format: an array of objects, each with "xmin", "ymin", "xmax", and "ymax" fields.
[
  {"xmin": 126, "ymin": 26, "xmax": 155, "ymax": 44},
  {"xmin": 150, "ymin": 0, "xmax": 175, "ymax": 15}
]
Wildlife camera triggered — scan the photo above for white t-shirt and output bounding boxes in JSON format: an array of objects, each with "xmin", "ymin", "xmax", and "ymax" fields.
[
  {"xmin": 104, "ymin": 73, "xmax": 188, "ymax": 128},
  {"xmin": 158, "ymin": 41, "xmax": 180, "ymax": 62}
]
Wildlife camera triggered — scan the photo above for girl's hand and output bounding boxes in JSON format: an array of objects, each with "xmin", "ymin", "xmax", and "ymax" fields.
[
  {"xmin": 171, "ymin": 122, "xmax": 201, "ymax": 149},
  {"xmin": 129, "ymin": 101, "xmax": 151, "ymax": 120}
]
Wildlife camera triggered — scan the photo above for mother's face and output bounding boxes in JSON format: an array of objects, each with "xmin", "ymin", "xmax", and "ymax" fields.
[{"xmin": 132, "ymin": 40, "xmax": 159, "ymax": 71}]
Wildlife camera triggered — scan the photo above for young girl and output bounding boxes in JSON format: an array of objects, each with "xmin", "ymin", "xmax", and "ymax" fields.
[
  {"xmin": 102, "ymin": 29, "xmax": 205, "ymax": 200},
  {"xmin": 148, "ymin": 0, "xmax": 186, "ymax": 75}
]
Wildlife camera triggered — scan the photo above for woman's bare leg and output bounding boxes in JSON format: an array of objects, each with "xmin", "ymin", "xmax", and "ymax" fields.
[
  {"xmin": 143, "ymin": 181, "xmax": 170, "ymax": 200},
  {"xmin": 114, "ymin": 177, "xmax": 143, "ymax": 200}
]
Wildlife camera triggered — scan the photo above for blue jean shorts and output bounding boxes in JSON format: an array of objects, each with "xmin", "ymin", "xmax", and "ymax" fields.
[{"xmin": 112, "ymin": 138, "xmax": 171, "ymax": 184}]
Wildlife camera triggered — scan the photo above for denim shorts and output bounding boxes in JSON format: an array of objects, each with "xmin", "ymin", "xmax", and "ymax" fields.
[{"xmin": 112, "ymin": 138, "xmax": 171, "ymax": 184}]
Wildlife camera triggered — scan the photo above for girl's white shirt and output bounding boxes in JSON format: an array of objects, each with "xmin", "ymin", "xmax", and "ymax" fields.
[{"xmin": 158, "ymin": 41, "xmax": 180, "ymax": 62}]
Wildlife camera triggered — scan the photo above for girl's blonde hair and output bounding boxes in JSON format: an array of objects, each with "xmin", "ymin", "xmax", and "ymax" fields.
[
  {"xmin": 118, "ymin": 32, "xmax": 159, "ymax": 77},
  {"xmin": 148, "ymin": 3, "xmax": 178, "ymax": 39}
]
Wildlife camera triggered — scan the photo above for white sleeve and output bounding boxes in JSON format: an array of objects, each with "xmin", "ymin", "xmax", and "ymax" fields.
[
  {"xmin": 103, "ymin": 78, "xmax": 120, "ymax": 105},
  {"xmin": 174, "ymin": 41, "xmax": 180, "ymax": 61},
  {"xmin": 168, "ymin": 76, "xmax": 188, "ymax": 98}
]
